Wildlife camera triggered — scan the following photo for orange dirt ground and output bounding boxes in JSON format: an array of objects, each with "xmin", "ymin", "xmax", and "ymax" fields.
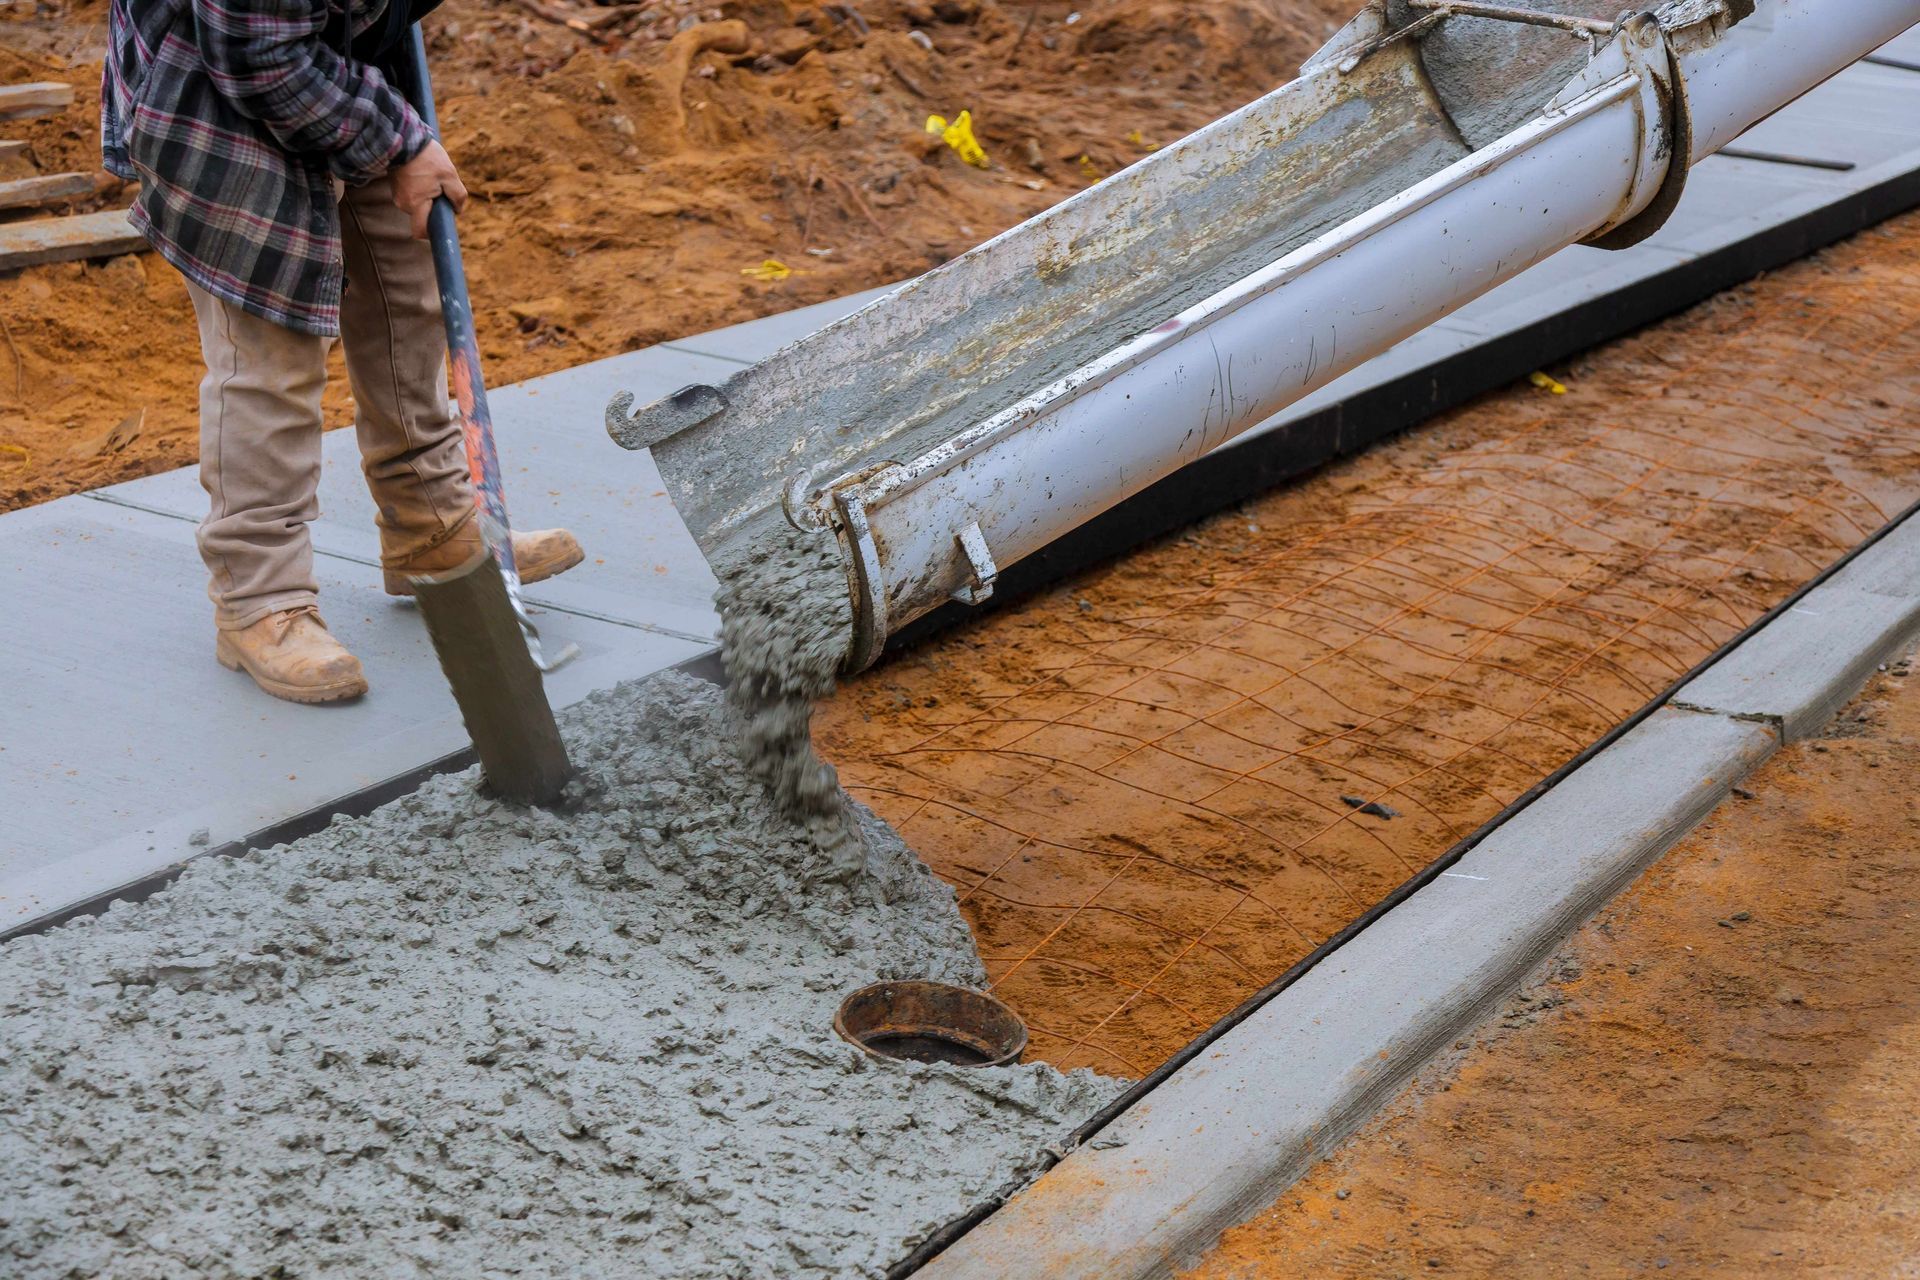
[
  {"xmin": 0, "ymin": 0, "xmax": 1355, "ymax": 509},
  {"xmin": 815, "ymin": 211, "xmax": 1920, "ymax": 1076},
  {"xmin": 1184, "ymin": 645, "xmax": 1920, "ymax": 1279}
]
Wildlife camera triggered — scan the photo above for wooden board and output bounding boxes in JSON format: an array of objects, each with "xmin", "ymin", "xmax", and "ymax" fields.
[
  {"xmin": 0, "ymin": 209, "xmax": 143, "ymax": 271},
  {"xmin": 0, "ymin": 173, "xmax": 93, "ymax": 212},
  {"xmin": 0, "ymin": 82, "xmax": 74, "ymax": 124}
]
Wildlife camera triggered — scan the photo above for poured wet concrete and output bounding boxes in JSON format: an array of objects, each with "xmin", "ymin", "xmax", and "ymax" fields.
[
  {"xmin": 0, "ymin": 672, "xmax": 1117, "ymax": 1279},
  {"xmin": 716, "ymin": 524, "xmax": 871, "ymax": 885}
]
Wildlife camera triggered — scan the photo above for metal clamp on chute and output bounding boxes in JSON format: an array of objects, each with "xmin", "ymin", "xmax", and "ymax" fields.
[
  {"xmin": 951, "ymin": 523, "xmax": 997, "ymax": 607},
  {"xmin": 605, "ymin": 383, "xmax": 730, "ymax": 453},
  {"xmin": 782, "ymin": 460, "xmax": 899, "ymax": 534},
  {"xmin": 1396, "ymin": 5, "xmax": 1698, "ymax": 251},
  {"xmin": 830, "ymin": 488, "xmax": 889, "ymax": 672},
  {"xmin": 781, "ymin": 462, "xmax": 906, "ymax": 673},
  {"xmin": 1578, "ymin": 12, "xmax": 1694, "ymax": 250},
  {"xmin": 781, "ymin": 459, "xmax": 1001, "ymax": 672}
]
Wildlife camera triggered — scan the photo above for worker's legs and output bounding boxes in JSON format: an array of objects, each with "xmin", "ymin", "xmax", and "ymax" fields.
[
  {"xmin": 187, "ymin": 279, "xmax": 330, "ymax": 628},
  {"xmin": 187, "ymin": 279, "xmax": 367, "ymax": 704},
  {"xmin": 336, "ymin": 174, "xmax": 474, "ymax": 564},
  {"xmin": 336, "ymin": 176, "xmax": 583, "ymax": 593}
]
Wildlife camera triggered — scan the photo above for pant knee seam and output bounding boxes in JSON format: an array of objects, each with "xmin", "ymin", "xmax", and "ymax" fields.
[{"xmin": 210, "ymin": 301, "xmax": 240, "ymax": 598}]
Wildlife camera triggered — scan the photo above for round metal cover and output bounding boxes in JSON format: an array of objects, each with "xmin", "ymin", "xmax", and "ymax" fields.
[{"xmin": 833, "ymin": 981, "xmax": 1027, "ymax": 1067}]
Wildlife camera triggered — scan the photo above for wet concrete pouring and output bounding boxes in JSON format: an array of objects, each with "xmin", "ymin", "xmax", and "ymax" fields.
[{"xmin": 0, "ymin": 538, "xmax": 1120, "ymax": 1278}]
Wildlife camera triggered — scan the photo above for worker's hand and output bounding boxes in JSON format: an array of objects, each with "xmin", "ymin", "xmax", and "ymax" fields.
[{"xmin": 391, "ymin": 140, "xmax": 468, "ymax": 240}]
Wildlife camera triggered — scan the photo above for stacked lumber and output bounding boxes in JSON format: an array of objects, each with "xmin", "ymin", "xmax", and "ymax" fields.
[
  {"xmin": 0, "ymin": 172, "xmax": 94, "ymax": 211},
  {"xmin": 0, "ymin": 80, "xmax": 143, "ymax": 272},
  {"xmin": 0, "ymin": 81, "xmax": 72, "ymax": 123}
]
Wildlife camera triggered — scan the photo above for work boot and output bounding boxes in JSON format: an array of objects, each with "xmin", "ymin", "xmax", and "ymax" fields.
[
  {"xmin": 381, "ymin": 523, "xmax": 585, "ymax": 596},
  {"xmin": 215, "ymin": 606, "xmax": 369, "ymax": 705}
]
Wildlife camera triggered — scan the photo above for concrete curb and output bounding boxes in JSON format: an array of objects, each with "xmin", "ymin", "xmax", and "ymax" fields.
[
  {"xmin": 1675, "ymin": 515, "xmax": 1920, "ymax": 741},
  {"xmin": 916, "ymin": 512, "xmax": 1920, "ymax": 1280}
]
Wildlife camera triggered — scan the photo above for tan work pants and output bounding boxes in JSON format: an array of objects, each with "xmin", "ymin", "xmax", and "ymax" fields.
[{"xmin": 186, "ymin": 175, "xmax": 473, "ymax": 630}]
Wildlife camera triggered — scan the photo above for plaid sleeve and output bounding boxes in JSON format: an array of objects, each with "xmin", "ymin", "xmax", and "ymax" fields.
[{"xmin": 192, "ymin": 0, "xmax": 432, "ymax": 184}]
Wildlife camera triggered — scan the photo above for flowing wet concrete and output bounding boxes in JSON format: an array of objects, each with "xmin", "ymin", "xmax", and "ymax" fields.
[
  {"xmin": 716, "ymin": 524, "xmax": 872, "ymax": 885},
  {"xmin": 0, "ymin": 671, "xmax": 1118, "ymax": 1279}
]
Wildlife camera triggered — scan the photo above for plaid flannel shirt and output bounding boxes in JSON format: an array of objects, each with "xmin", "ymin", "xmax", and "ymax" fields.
[{"xmin": 102, "ymin": 0, "xmax": 432, "ymax": 335}]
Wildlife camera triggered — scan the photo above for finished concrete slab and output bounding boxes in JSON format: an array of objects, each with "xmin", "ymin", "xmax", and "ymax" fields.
[
  {"xmin": 655, "ymin": 286, "xmax": 895, "ymax": 365},
  {"xmin": 93, "ymin": 344, "xmax": 748, "ymax": 643}
]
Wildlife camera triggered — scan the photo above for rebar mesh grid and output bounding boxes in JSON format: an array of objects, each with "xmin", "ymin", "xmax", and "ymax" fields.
[{"xmin": 815, "ymin": 219, "xmax": 1920, "ymax": 1076}]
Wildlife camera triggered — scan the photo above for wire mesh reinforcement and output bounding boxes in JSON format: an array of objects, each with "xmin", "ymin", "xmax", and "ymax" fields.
[{"xmin": 814, "ymin": 215, "xmax": 1920, "ymax": 1077}]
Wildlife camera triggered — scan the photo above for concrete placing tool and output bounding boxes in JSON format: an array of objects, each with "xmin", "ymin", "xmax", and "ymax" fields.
[
  {"xmin": 612, "ymin": 0, "xmax": 1918, "ymax": 671},
  {"xmin": 395, "ymin": 26, "xmax": 572, "ymax": 806}
]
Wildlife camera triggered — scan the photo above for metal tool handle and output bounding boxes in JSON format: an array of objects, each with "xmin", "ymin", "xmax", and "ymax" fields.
[{"xmin": 393, "ymin": 26, "xmax": 576, "ymax": 671}]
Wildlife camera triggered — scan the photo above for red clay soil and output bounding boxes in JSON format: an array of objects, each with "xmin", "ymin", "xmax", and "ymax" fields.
[
  {"xmin": 0, "ymin": 0, "xmax": 1356, "ymax": 509},
  {"xmin": 1184, "ymin": 646, "xmax": 1920, "ymax": 1279},
  {"xmin": 813, "ymin": 212, "xmax": 1920, "ymax": 1076}
]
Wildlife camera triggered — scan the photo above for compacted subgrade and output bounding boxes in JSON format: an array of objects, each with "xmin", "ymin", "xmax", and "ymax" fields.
[
  {"xmin": 1183, "ymin": 647, "xmax": 1920, "ymax": 1279},
  {"xmin": 0, "ymin": 671, "xmax": 1119, "ymax": 1279}
]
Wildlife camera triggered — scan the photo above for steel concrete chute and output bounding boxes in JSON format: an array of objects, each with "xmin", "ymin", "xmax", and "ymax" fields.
[
  {"xmin": 610, "ymin": 19, "xmax": 1478, "ymax": 547},
  {"xmin": 611, "ymin": 0, "xmax": 1920, "ymax": 669}
]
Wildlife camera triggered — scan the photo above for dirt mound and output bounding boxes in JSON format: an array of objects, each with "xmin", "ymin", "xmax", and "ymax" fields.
[
  {"xmin": 1076, "ymin": 0, "xmax": 1339, "ymax": 80},
  {"xmin": 0, "ymin": 0, "xmax": 1356, "ymax": 512}
]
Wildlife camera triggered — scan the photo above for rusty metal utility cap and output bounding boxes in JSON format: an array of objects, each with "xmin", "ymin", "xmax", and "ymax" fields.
[{"xmin": 834, "ymin": 981, "xmax": 1027, "ymax": 1067}]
